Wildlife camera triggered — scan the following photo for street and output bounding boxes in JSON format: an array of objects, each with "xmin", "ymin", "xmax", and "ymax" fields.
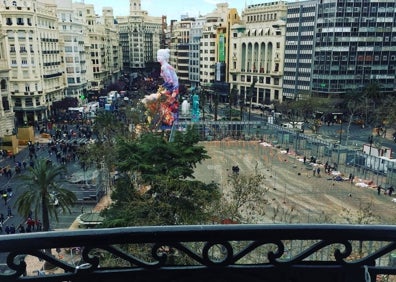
[{"xmin": 0, "ymin": 133, "xmax": 99, "ymax": 271}]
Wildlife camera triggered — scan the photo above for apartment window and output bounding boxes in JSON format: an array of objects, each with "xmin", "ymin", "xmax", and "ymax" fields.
[
  {"xmin": 2, "ymin": 97, "xmax": 10, "ymax": 111},
  {"xmin": 1, "ymin": 80, "xmax": 6, "ymax": 90},
  {"xmin": 35, "ymin": 98, "xmax": 40, "ymax": 106},
  {"xmin": 274, "ymin": 90, "xmax": 279, "ymax": 100},
  {"xmin": 17, "ymin": 18, "xmax": 24, "ymax": 25},
  {"xmin": 6, "ymin": 18, "xmax": 12, "ymax": 25},
  {"xmin": 25, "ymin": 85, "xmax": 30, "ymax": 92},
  {"xmin": 25, "ymin": 98, "xmax": 33, "ymax": 107},
  {"xmin": 15, "ymin": 98, "xmax": 21, "ymax": 107}
]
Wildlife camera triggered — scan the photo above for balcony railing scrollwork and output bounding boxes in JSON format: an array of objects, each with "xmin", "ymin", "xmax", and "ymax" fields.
[{"xmin": 1, "ymin": 224, "xmax": 396, "ymax": 282}]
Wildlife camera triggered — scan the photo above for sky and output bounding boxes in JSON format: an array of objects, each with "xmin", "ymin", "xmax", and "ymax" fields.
[{"xmin": 86, "ymin": 0, "xmax": 259, "ymax": 21}]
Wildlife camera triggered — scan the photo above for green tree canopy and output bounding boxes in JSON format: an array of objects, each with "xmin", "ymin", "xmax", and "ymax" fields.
[
  {"xmin": 101, "ymin": 126, "xmax": 220, "ymax": 227},
  {"xmin": 117, "ymin": 126, "xmax": 209, "ymax": 183}
]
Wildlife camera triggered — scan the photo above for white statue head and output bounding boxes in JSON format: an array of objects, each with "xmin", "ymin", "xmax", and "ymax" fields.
[{"xmin": 157, "ymin": 48, "xmax": 170, "ymax": 63}]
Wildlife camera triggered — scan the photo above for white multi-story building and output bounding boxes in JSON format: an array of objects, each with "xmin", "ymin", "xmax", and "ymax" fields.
[
  {"xmin": 199, "ymin": 3, "xmax": 231, "ymax": 87},
  {"xmin": 117, "ymin": 0, "xmax": 162, "ymax": 71},
  {"xmin": 170, "ymin": 18, "xmax": 195, "ymax": 88},
  {"xmin": 56, "ymin": 0, "xmax": 89, "ymax": 101},
  {"xmin": 1, "ymin": 0, "xmax": 66, "ymax": 126},
  {"xmin": 101, "ymin": 7, "xmax": 122, "ymax": 87},
  {"xmin": 188, "ymin": 17, "xmax": 205, "ymax": 89},
  {"xmin": 85, "ymin": 5, "xmax": 121, "ymax": 95},
  {"xmin": 229, "ymin": 1, "xmax": 287, "ymax": 106},
  {"xmin": 0, "ymin": 23, "xmax": 14, "ymax": 136}
]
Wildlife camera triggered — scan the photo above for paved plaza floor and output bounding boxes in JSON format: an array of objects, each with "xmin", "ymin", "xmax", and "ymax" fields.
[{"xmin": 193, "ymin": 140, "xmax": 396, "ymax": 224}]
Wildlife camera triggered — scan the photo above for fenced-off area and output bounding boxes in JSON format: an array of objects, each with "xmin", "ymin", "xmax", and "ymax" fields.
[{"xmin": 178, "ymin": 120, "xmax": 396, "ymax": 189}]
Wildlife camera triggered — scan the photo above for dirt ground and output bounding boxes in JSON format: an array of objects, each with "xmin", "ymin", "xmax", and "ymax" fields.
[{"xmin": 193, "ymin": 140, "xmax": 396, "ymax": 224}]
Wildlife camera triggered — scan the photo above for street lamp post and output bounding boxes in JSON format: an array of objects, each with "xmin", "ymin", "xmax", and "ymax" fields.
[
  {"xmin": 368, "ymin": 135, "xmax": 373, "ymax": 156},
  {"xmin": 339, "ymin": 120, "xmax": 343, "ymax": 145},
  {"xmin": 247, "ymin": 79, "xmax": 257, "ymax": 136},
  {"xmin": 365, "ymin": 134, "xmax": 374, "ymax": 178}
]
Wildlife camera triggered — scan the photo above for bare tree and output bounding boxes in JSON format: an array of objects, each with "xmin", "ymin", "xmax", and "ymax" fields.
[
  {"xmin": 216, "ymin": 163, "xmax": 269, "ymax": 223},
  {"xmin": 343, "ymin": 89, "xmax": 364, "ymax": 146}
]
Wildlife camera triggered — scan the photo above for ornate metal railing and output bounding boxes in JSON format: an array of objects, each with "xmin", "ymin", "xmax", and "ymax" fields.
[{"xmin": 1, "ymin": 224, "xmax": 396, "ymax": 282}]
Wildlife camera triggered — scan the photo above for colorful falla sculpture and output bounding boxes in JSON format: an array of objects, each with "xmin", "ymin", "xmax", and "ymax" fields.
[{"xmin": 142, "ymin": 48, "xmax": 179, "ymax": 129}]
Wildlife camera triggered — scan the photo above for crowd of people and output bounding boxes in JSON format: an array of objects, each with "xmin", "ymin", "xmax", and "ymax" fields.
[{"xmin": 0, "ymin": 120, "xmax": 96, "ymax": 235}]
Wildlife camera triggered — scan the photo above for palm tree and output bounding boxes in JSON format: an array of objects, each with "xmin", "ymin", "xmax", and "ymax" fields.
[{"xmin": 15, "ymin": 159, "xmax": 77, "ymax": 231}]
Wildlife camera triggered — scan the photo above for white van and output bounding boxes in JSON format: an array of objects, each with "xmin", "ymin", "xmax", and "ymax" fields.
[
  {"xmin": 281, "ymin": 122, "xmax": 304, "ymax": 132},
  {"xmin": 107, "ymin": 91, "xmax": 118, "ymax": 103}
]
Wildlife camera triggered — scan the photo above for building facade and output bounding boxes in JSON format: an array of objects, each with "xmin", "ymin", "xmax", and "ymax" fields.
[
  {"xmin": 229, "ymin": 1, "xmax": 287, "ymax": 106},
  {"xmin": 117, "ymin": 0, "xmax": 162, "ymax": 72},
  {"xmin": 85, "ymin": 5, "xmax": 121, "ymax": 95},
  {"xmin": 283, "ymin": 0, "xmax": 317, "ymax": 100},
  {"xmin": 170, "ymin": 18, "xmax": 195, "ymax": 88},
  {"xmin": 188, "ymin": 17, "xmax": 205, "ymax": 89},
  {"xmin": 56, "ymin": 0, "xmax": 89, "ymax": 100},
  {"xmin": 283, "ymin": 0, "xmax": 396, "ymax": 100},
  {"xmin": 199, "ymin": 3, "xmax": 231, "ymax": 86},
  {"xmin": 1, "ymin": 0, "xmax": 66, "ymax": 126},
  {"xmin": 0, "ymin": 21, "xmax": 14, "ymax": 136}
]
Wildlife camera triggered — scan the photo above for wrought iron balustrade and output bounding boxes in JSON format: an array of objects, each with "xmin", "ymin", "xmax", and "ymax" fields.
[{"xmin": 1, "ymin": 224, "xmax": 396, "ymax": 282}]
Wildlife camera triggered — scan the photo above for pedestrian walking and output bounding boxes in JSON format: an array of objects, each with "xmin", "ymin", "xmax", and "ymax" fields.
[
  {"xmin": 348, "ymin": 173, "xmax": 354, "ymax": 184},
  {"xmin": 18, "ymin": 224, "xmax": 25, "ymax": 233},
  {"xmin": 7, "ymin": 205, "xmax": 12, "ymax": 217},
  {"xmin": 377, "ymin": 186, "xmax": 382, "ymax": 195},
  {"xmin": 316, "ymin": 167, "xmax": 320, "ymax": 177},
  {"xmin": 313, "ymin": 167, "xmax": 316, "ymax": 176},
  {"xmin": 388, "ymin": 186, "xmax": 394, "ymax": 196},
  {"xmin": 36, "ymin": 219, "xmax": 42, "ymax": 231}
]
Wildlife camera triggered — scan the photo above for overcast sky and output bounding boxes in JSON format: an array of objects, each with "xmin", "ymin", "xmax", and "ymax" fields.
[{"xmin": 86, "ymin": 0, "xmax": 254, "ymax": 21}]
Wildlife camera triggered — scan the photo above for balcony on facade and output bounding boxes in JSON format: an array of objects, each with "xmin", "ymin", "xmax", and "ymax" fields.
[
  {"xmin": 42, "ymin": 72, "xmax": 63, "ymax": 79},
  {"xmin": 1, "ymin": 224, "xmax": 396, "ymax": 282},
  {"xmin": 13, "ymin": 105, "xmax": 46, "ymax": 112}
]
